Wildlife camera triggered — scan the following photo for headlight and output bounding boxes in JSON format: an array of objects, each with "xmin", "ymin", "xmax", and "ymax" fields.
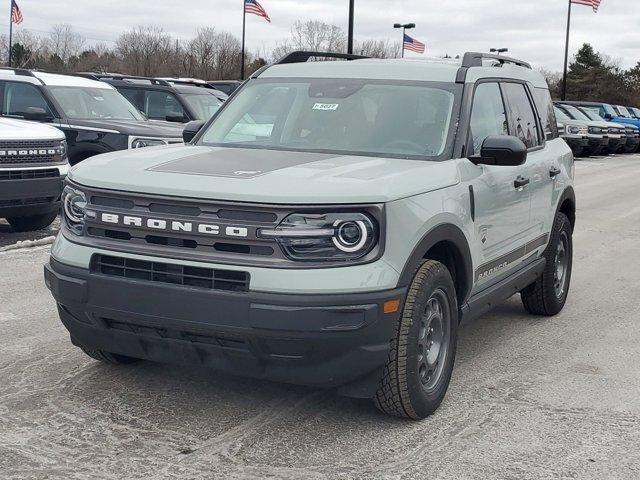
[
  {"xmin": 588, "ymin": 127, "xmax": 602, "ymax": 134},
  {"xmin": 567, "ymin": 126, "xmax": 581, "ymax": 135},
  {"xmin": 130, "ymin": 138, "xmax": 168, "ymax": 149},
  {"xmin": 259, "ymin": 212, "xmax": 379, "ymax": 262},
  {"xmin": 58, "ymin": 140, "xmax": 67, "ymax": 159},
  {"xmin": 62, "ymin": 185, "xmax": 87, "ymax": 235}
]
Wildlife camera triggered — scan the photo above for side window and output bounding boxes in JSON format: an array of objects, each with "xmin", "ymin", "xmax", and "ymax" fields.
[
  {"xmin": 469, "ymin": 82, "xmax": 508, "ymax": 155},
  {"xmin": 2, "ymin": 82, "xmax": 53, "ymax": 118},
  {"xmin": 143, "ymin": 91, "xmax": 185, "ymax": 120},
  {"xmin": 533, "ymin": 88, "xmax": 558, "ymax": 140},
  {"xmin": 501, "ymin": 82, "xmax": 541, "ymax": 149}
]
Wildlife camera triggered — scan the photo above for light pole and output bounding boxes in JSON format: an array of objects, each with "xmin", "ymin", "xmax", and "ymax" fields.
[
  {"xmin": 393, "ymin": 23, "xmax": 415, "ymax": 58},
  {"xmin": 490, "ymin": 48, "xmax": 509, "ymax": 55},
  {"xmin": 347, "ymin": 0, "xmax": 355, "ymax": 54}
]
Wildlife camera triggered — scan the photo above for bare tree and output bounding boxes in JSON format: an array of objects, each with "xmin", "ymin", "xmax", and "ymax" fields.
[
  {"xmin": 48, "ymin": 24, "xmax": 85, "ymax": 65},
  {"xmin": 116, "ymin": 25, "xmax": 173, "ymax": 76},
  {"xmin": 355, "ymin": 39, "xmax": 400, "ymax": 59}
]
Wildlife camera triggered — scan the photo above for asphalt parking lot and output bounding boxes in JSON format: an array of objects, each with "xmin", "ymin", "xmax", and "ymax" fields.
[{"xmin": 1, "ymin": 156, "xmax": 640, "ymax": 480}]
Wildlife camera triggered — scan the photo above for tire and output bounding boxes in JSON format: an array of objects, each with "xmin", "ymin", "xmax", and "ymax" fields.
[
  {"xmin": 80, "ymin": 346, "xmax": 140, "ymax": 365},
  {"xmin": 590, "ymin": 146, "xmax": 603, "ymax": 157},
  {"xmin": 374, "ymin": 260, "xmax": 458, "ymax": 420},
  {"xmin": 521, "ymin": 212, "xmax": 573, "ymax": 316},
  {"xmin": 7, "ymin": 212, "xmax": 58, "ymax": 232}
]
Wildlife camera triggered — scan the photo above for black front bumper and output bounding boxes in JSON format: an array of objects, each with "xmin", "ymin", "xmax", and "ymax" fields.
[
  {"xmin": 44, "ymin": 259, "xmax": 405, "ymax": 398},
  {"xmin": 0, "ymin": 175, "xmax": 63, "ymax": 218}
]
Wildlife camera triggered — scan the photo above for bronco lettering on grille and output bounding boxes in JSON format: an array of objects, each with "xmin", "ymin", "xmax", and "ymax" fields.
[{"xmin": 100, "ymin": 213, "xmax": 249, "ymax": 238}]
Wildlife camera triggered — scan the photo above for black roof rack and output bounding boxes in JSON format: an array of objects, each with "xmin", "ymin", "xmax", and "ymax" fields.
[
  {"xmin": 461, "ymin": 52, "xmax": 531, "ymax": 69},
  {"xmin": 276, "ymin": 51, "xmax": 369, "ymax": 65},
  {"xmin": 75, "ymin": 72, "xmax": 172, "ymax": 86}
]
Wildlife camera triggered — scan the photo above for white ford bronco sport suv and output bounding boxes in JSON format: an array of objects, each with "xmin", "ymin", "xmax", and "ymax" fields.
[
  {"xmin": 45, "ymin": 51, "xmax": 575, "ymax": 419},
  {"xmin": 1, "ymin": 118, "xmax": 67, "ymax": 231}
]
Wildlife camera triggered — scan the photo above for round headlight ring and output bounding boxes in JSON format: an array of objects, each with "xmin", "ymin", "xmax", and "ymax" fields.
[
  {"xmin": 63, "ymin": 188, "xmax": 87, "ymax": 224},
  {"xmin": 332, "ymin": 219, "xmax": 368, "ymax": 253}
]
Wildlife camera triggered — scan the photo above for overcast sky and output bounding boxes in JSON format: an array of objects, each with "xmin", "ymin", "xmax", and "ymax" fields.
[{"xmin": 10, "ymin": 0, "xmax": 640, "ymax": 71}]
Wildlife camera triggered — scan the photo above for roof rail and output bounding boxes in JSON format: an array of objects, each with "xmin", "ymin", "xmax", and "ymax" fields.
[
  {"xmin": 0, "ymin": 67, "xmax": 46, "ymax": 85},
  {"xmin": 157, "ymin": 77, "xmax": 215, "ymax": 89},
  {"xmin": 461, "ymin": 52, "xmax": 531, "ymax": 69},
  {"xmin": 276, "ymin": 51, "xmax": 369, "ymax": 65},
  {"xmin": 75, "ymin": 72, "xmax": 172, "ymax": 86}
]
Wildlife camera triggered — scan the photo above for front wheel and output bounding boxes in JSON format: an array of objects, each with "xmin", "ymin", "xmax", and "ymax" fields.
[
  {"xmin": 521, "ymin": 212, "xmax": 573, "ymax": 316},
  {"xmin": 374, "ymin": 260, "xmax": 458, "ymax": 419},
  {"xmin": 80, "ymin": 346, "xmax": 140, "ymax": 365},
  {"xmin": 7, "ymin": 212, "xmax": 58, "ymax": 232}
]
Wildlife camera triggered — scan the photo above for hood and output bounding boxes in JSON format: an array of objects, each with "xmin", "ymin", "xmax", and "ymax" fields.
[
  {"xmin": 0, "ymin": 118, "xmax": 65, "ymax": 141},
  {"xmin": 69, "ymin": 145, "xmax": 460, "ymax": 204},
  {"xmin": 70, "ymin": 119, "xmax": 184, "ymax": 138}
]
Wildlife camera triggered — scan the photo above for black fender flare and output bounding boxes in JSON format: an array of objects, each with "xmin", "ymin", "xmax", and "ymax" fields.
[
  {"xmin": 69, "ymin": 144, "xmax": 112, "ymax": 165},
  {"xmin": 397, "ymin": 223, "xmax": 474, "ymax": 304},
  {"xmin": 555, "ymin": 186, "xmax": 576, "ymax": 230}
]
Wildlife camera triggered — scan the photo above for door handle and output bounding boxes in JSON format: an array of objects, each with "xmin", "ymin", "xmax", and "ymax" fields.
[
  {"xmin": 549, "ymin": 166, "xmax": 561, "ymax": 178},
  {"xmin": 514, "ymin": 176, "xmax": 530, "ymax": 189}
]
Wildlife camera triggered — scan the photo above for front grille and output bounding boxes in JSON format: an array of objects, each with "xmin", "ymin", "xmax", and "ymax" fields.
[
  {"xmin": 79, "ymin": 186, "xmax": 294, "ymax": 266},
  {"xmin": 0, "ymin": 169, "xmax": 59, "ymax": 180},
  {"xmin": 0, "ymin": 196, "xmax": 56, "ymax": 207},
  {"xmin": 0, "ymin": 140, "xmax": 57, "ymax": 149},
  {"xmin": 91, "ymin": 254, "xmax": 250, "ymax": 292},
  {"xmin": 0, "ymin": 140, "xmax": 62, "ymax": 166}
]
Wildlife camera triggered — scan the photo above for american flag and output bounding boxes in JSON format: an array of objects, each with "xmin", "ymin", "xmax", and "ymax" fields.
[
  {"xmin": 570, "ymin": 0, "xmax": 602, "ymax": 12},
  {"xmin": 245, "ymin": 0, "xmax": 271, "ymax": 23},
  {"xmin": 403, "ymin": 34, "xmax": 425, "ymax": 54},
  {"xmin": 11, "ymin": 0, "xmax": 23, "ymax": 24}
]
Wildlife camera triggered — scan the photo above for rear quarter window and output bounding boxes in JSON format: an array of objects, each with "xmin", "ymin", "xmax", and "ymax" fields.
[{"xmin": 533, "ymin": 88, "xmax": 558, "ymax": 141}]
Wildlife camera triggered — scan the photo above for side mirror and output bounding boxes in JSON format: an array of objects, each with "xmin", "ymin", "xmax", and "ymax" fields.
[
  {"xmin": 183, "ymin": 120, "xmax": 205, "ymax": 143},
  {"xmin": 603, "ymin": 113, "xmax": 613, "ymax": 120},
  {"xmin": 471, "ymin": 135, "xmax": 527, "ymax": 167},
  {"xmin": 23, "ymin": 107, "xmax": 53, "ymax": 122}
]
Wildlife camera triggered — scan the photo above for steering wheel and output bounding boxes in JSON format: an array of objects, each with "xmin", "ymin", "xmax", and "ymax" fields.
[{"xmin": 382, "ymin": 139, "xmax": 426, "ymax": 154}]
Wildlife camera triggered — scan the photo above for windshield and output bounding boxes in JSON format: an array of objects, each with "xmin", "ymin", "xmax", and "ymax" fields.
[
  {"xmin": 554, "ymin": 107, "xmax": 571, "ymax": 122},
  {"xmin": 48, "ymin": 86, "xmax": 145, "ymax": 121},
  {"xmin": 631, "ymin": 107, "xmax": 640, "ymax": 119},
  {"xmin": 199, "ymin": 79, "xmax": 456, "ymax": 159},
  {"xmin": 182, "ymin": 93, "xmax": 223, "ymax": 120},
  {"xmin": 561, "ymin": 105, "xmax": 591, "ymax": 122},
  {"xmin": 578, "ymin": 107, "xmax": 603, "ymax": 121},
  {"xmin": 616, "ymin": 106, "xmax": 632, "ymax": 118}
]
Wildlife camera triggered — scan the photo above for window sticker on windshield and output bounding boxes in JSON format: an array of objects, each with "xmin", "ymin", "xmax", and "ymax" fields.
[{"xmin": 312, "ymin": 103, "xmax": 340, "ymax": 111}]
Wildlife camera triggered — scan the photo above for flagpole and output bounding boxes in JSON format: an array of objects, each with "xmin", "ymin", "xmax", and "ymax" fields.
[
  {"xmin": 8, "ymin": 1, "xmax": 13, "ymax": 67},
  {"xmin": 561, "ymin": 0, "xmax": 572, "ymax": 101},
  {"xmin": 240, "ymin": 0, "xmax": 246, "ymax": 80},
  {"xmin": 347, "ymin": 0, "xmax": 354, "ymax": 54}
]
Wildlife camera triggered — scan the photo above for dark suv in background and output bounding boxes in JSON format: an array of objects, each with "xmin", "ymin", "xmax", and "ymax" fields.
[
  {"xmin": 80, "ymin": 74, "xmax": 228, "ymax": 123},
  {"xmin": 0, "ymin": 68, "xmax": 184, "ymax": 165},
  {"xmin": 207, "ymin": 80, "xmax": 241, "ymax": 95}
]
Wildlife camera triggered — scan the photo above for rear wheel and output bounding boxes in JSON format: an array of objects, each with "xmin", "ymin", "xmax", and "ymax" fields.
[
  {"xmin": 7, "ymin": 212, "xmax": 58, "ymax": 232},
  {"xmin": 374, "ymin": 260, "xmax": 458, "ymax": 419},
  {"xmin": 521, "ymin": 212, "xmax": 573, "ymax": 316}
]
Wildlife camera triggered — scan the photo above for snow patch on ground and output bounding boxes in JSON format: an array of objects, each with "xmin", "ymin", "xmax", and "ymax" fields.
[{"xmin": 0, "ymin": 236, "xmax": 56, "ymax": 253}]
